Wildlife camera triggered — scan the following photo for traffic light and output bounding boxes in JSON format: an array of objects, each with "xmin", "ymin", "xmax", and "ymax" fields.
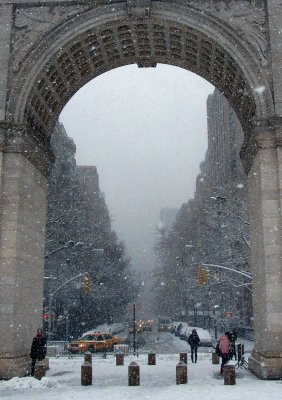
[
  {"xmin": 82, "ymin": 273, "xmax": 91, "ymax": 294},
  {"xmin": 198, "ymin": 267, "xmax": 209, "ymax": 285}
]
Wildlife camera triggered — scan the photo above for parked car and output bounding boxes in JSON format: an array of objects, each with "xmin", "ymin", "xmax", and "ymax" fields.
[
  {"xmin": 180, "ymin": 333, "xmax": 187, "ymax": 341},
  {"xmin": 186, "ymin": 327, "xmax": 213, "ymax": 347},
  {"xmin": 65, "ymin": 332, "xmax": 124, "ymax": 353},
  {"xmin": 175, "ymin": 323, "xmax": 183, "ymax": 337},
  {"xmin": 158, "ymin": 317, "xmax": 172, "ymax": 332}
]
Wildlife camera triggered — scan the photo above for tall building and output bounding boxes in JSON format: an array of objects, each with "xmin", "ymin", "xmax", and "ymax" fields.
[
  {"xmin": 154, "ymin": 88, "xmax": 252, "ymax": 327},
  {"xmin": 205, "ymin": 89, "xmax": 245, "ymax": 187},
  {"xmin": 44, "ymin": 122, "xmax": 135, "ymax": 338},
  {"xmin": 159, "ymin": 208, "xmax": 179, "ymax": 230}
]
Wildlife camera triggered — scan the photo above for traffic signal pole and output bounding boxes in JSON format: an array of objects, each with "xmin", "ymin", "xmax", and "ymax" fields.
[{"xmin": 133, "ymin": 303, "xmax": 136, "ymax": 356}]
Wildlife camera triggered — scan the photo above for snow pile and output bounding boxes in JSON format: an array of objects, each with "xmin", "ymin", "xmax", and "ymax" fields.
[
  {"xmin": 83, "ymin": 322, "xmax": 124, "ymax": 336},
  {"xmin": 175, "ymin": 323, "xmax": 212, "ymax": 340},
  {"xmin": 0, "ymin": 376, "xmax": 60, "ymax": 390}
]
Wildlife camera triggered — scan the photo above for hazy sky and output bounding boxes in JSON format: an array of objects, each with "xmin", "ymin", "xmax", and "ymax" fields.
[{"xmin": 60, "ymin": 64, "xmax": 214, "ymax": 272}]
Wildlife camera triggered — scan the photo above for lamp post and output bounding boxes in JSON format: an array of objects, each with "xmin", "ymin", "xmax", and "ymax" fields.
[
  {"xmin": 45, "ymin": 246, "xmax": 104, "ymax": 338},
  {"xmin": 47, "ymin": 272, "xmax": 88, "ymax": 339},
  {"xmin": 45, "ymin": 240, "xmax": 83, "ymax": 259},
  {"xmin": 64, "ymin": 309, "xmax": 69, "ymax": 341},
  {"xmin": 213, "ymin": 305, "xmax": 219, "ymax": 339},
  {"xmin": 180, "ymin": 244, "xmax": 194, "ymax": 319},
  {"xmin": 210, "ymin": 196, "xmax": 227, "ymax": 262}
]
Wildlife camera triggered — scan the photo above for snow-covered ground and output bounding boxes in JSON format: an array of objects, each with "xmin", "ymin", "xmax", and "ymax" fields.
[{"xmin": 1, "ymin": 350, "xmax": 282, "ymax": 400}]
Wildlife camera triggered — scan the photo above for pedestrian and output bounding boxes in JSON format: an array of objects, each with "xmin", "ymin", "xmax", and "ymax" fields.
[
  {"xmin": 226, "ymin": 331, "xmax": 237, "ymax": 360},
  {"xmin": 175, "ymin": 323, "xmax": 183, "ymax": 337},
  {"xmin": 217, "ymin": 332, "xmax": 230, "ymax": 374},
  {"xmin": 30, "ymin": 328, "xmax": 47, "ymax": 376},
  {"xmin": 188, "ymin": 328, "xmax": 200, "ymax": 363}
]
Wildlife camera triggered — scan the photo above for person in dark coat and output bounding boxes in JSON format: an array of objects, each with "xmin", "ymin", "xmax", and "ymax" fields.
[
  {"xmin": 188, "ymin": 328, "xmax": 200, "ymax": 363},
  {"xmin": 30, "ymin": 329, "xmax": 47, "ymax": 376}
]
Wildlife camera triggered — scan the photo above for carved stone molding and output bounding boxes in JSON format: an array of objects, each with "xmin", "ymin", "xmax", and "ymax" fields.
[
  {"xmin": 11, "ymin": 4, "xmax": 92, "ymax": 72},
  {"xmin": 240, "ymin": 117, "xmax": 282, "ymax": 173},
  {"xmin": 193, "ymin": 0, "xmax": 268, "ymax": 68},
  {"xmin": 0, "ymin": 122, "xmax": 54, "ymax": 176},
  {"xmin": 127, "ymin": 0, "xmax": 151, "ymax": 19}
]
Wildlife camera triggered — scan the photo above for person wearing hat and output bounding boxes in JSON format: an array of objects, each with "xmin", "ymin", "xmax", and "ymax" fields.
[
  {"xmin": 30, "ymin": 329, "xmax": 47, "ymax": 376},
  {"xmin": 188, "ymin": 328, "xmax": 201, "ymax": 363}
]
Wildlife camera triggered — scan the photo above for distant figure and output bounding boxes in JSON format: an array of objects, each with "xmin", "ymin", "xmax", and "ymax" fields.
[
  {"xmin": 226, "ymin": 331, "xmax": 237, "ymax": 360},
  {"xmin": 217, "ymin": 332, "xmax": 231, "ymax": 374},
  {"xmin": 30, "ymin": 329, "xmax": 47, "ymax": 376},
  {"xmin": 188, "ymin": 328, "xmax": 200, "ymax": 363},
  {"xmin": 175, "ymin": 323, "xmax": 183, "ymax": 337}
]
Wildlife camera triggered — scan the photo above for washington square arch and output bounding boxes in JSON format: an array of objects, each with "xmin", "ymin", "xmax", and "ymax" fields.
[{"xmin": 0, "ymin": 0, "xmax": 282, "ymax": 380}]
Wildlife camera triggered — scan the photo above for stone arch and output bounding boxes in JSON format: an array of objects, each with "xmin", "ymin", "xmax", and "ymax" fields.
[
  {"xmin": 8, "ymin": 2, "xmax": 273, "ymax": 145},
  {"xmin": 2, "ymin": 1, "xmax": 282, "ymax": 381}
]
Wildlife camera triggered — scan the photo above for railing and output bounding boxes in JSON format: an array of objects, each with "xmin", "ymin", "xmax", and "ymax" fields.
[
  {"xmin": 47, "ymin": 341, "xmax": 135, "ymax": 357},
  {"xmin": 236, "ymin": 326, "xmax": 254, "ymax": 341},
  {"xmin": 47, "ymin": 341, "xmax": 68, "ymax": 357}
]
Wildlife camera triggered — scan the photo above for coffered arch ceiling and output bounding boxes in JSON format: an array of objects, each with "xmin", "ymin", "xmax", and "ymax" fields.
[{"xmin": 9, "ymin": 4, "xmax": 272, "ymax": 145}]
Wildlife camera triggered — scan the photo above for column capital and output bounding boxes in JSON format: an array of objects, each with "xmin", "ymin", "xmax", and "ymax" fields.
[
  {"xmin": 240, "ymin": 117, "xmax": 282, "ymax": 174},
  {"xmin": 0, "ymin": 121, "xmax": 54, "ymax": 176}
]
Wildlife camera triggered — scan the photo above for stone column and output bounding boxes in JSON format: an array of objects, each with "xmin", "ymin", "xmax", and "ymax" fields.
[
  {"xmin": 0, "ymin": 4, "xmax": 12, "ymax": 122},
  {"xmin": 242, "ymin": 120, "xmax": 282, "ymax": 379},
  {"xmin": 267, "ymin": 0, "xmax": 282, "ymax": 116},
  {"xmin": 0, "ymin": 123, "xmax": 52, "ymax": 379}
]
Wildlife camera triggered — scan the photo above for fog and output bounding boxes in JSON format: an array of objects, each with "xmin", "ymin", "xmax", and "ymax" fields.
[{"xmin": 60, "ymin": 64, "xmax": 214, "ymax": 272}]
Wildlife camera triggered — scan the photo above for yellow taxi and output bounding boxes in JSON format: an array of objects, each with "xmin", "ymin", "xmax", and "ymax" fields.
[{"xmin": 65, "ymin": 332, "xmax": 124, "ymax": 353}]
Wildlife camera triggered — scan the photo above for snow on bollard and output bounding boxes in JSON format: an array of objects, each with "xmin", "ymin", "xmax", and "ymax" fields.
[
  {"xmin": 116, "ymin": 351, "xmax": 124, "ymax": 366},
  {"xmin": 84, "ymin": 351, "xmax": 92, "ymax": 364},
  {"xmin": 81, "ymin": 361, "xmax": 92, "ymax": 386},
  {"xmin": 179, "ymin": 352, "xmax": 187, "ymax": 364},
  {"xmin": 223, "ymin": 364, "xmax": 236, "ymax": 385},
  {"xmin": 176, "ymin": 361, "xmax": 187, "ymax": 384},
  {"xmin": 128, "ymin": 361, "xmax": 140, "ymax": 386},
  {"xmin": 212, "ymin": 352, "xmax": 220, "ymax": 364},
  {"xmin": 34, "ymin": 363, "xmax": 46, "ymax": 380},
  {"xmin": 148, "ymin": 351, "xmax": 156, "ymax": 365}
]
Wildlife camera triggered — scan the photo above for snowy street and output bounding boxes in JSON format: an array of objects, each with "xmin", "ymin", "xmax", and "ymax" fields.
[{"xmin": 1, "ymin": 334, "xmax": 282, "ymax": 400}]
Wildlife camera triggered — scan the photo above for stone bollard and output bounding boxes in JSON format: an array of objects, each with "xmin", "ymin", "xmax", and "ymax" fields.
[
  {"xmin": 128, "ymin": 361, "xmax": 140, "ymax": 386},
  {"xmin": 116, "ymin": 352, "xmax": 124, "ymax": 366},
  {"xmin": 42, "ymin": 357, "xmax": 49, "ymax": 371},
  {"xmin": 148, "ymin": 351, "xmax": 156, "ymax": 365},
  {"xmin": 212, "ymin": 352, "xmax": 220, "ymax": 364},
  {"xmin": 34, "ymin": 363, "xmax": 46, "ymax": 380},
  {"xmin": 179, "ymin": 352, "xmax": 187, "ymax": 364},
  {"xmin": 84, "ymin": 351, "xmax": 92, "ymax": 364},
  {"xmin": 223, "ymin": 365, "xmax": 236, "ymax": 385},
  {"xmin": 81, "ymin": 361, "xmax": 92, "ymax": 386},
  {"xmin": 176, "ymin": 361, "xmax": 187, "ymax": 384}
]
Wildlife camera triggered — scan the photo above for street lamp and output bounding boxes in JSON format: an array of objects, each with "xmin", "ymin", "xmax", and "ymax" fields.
[
  {"xmin": 46, "ymin": 247, "xmax": 104, "ymax": 338},
  {"xmin": 210, "ymin": 195, "xmax": 227, "ymax": 262},
  {"xmin": 213, "ymin": 305, "xmax": 219, "ymax": 339},
  {"xmin": 45, "ymin": 240, "xmax": 84, "ymax": 259},
  {"xmin": 47, "ymin": 272, "xmax": 89, "ymax": 339},
  {"xmin": 179, "ymin": 244, "xmax": 194, "ymax": 318}
]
